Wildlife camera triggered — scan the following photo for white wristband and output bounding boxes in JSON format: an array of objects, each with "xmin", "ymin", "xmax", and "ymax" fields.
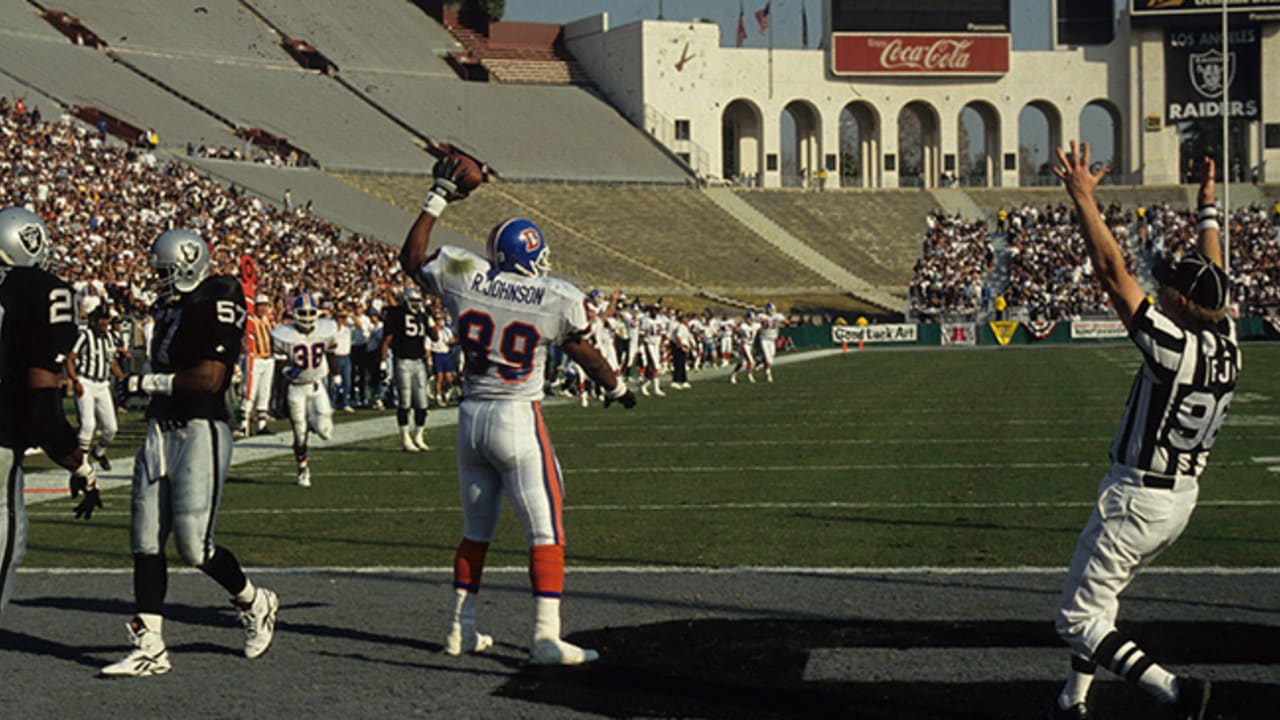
[
  {"xmin": 142, "ymin": 373, "xmax": 175, "ymax": 396},
  {"xmin": 73, "ymin": 459, "xmax": 98, "ymax": 490},
  {"xmin": 422, "ymin": 192, "xmax": 448, "ymax": 218},
  {"xmin": 1198, "ymin": 219, "xmax": 1220, "ymax": 232},
  {"xmin": 605, "ymin": 382, "xmax": 629, "ymax": 399}
]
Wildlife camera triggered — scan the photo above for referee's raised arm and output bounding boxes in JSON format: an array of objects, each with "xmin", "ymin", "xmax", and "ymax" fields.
[{"xmin": 1193, "ymin": 155, "xmax": 1224, "ymax": 269}]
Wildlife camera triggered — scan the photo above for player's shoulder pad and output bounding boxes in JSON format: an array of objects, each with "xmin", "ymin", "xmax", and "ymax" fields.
[
  {"xmin": 18, "ymin": 266, "xmax": 71, "ymax": 297},
  {"xmin": 541, "ymin": 276, "xmax": 587, "ymax": 303},
  {"xmin": 191, "ymin": 274, "xmax": 246, "ymax": 304},
  {"xmin": 316, "ymin": 317, "xmax": 339, "ymax": 337},
  {"xmin": 432, "ymin": 245, "xmax": 487, "ymax": 277}
]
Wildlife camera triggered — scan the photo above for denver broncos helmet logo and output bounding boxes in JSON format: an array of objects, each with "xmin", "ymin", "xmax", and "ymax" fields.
[{"xmin": 519, "ymin": 227, "xmax": 542, "ymax": 252}]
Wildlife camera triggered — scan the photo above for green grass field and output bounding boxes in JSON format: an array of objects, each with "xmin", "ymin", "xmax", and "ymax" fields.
[{"xmin": 24, "ymin": 343, "xmax": 1280, "ymax": 570}]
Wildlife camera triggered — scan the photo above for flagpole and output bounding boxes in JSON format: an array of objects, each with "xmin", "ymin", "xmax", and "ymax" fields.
[
  {"xmin": 1220, "ymin": 0, "xmax": 1230, "ymax": 272},
  {"xmin": 768, "ymin": 3, "xmax": 774, "ymax": 99}
]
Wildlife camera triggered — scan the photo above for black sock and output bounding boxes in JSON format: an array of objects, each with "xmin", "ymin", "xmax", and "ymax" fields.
[
  {"xmin": 134, "ymin": 553, "xmax": 168, "ymax": 615},
  {"xmin": 413, "ymin": 408, "xmax": 427, "ymax": 427},
  {"xmin": 199, "ymin": 546, "xmax": 248, "ymax": 597}
]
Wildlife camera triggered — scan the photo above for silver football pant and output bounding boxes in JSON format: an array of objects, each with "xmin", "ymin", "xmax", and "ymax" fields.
[
  {"xmin": 0, "ymin": 447, "xmax": 25, "ymax": 616},
  {"xmin": 131, "ymin": 419, "xmax": 233, "ymax": 567},
  {"xmin": 395, "ymin": 358, "xmax": 430, "ymax": 410}
]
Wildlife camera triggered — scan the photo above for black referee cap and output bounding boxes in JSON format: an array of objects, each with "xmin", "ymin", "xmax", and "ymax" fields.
[{"xmin": 1152, "ymin": 252, "xmax": 1229, "ymax": 311}]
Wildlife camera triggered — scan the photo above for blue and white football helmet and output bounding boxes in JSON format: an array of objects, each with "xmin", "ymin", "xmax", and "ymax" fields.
[
  {"xmin": 764, "ymin": 302, "xmax": 776, "ymax": 314},
  {"xmin": 745, "ymin": 311, "xmax": 756, "ymax": 322},
  {"xmin": 293, "ymin": 293, "xmax": 319, "ymax": 333},
  {"xmin": 487, "ymin": 217, "xmax": 550, "ymax": 277}
]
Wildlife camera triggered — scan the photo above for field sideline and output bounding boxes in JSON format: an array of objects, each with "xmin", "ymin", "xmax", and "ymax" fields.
[{"xmin": 6, "ymin": 342, "xmax": 1280, "ymax": 720}]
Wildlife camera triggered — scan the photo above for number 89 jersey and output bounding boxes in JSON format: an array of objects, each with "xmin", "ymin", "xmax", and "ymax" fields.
[
  {"xmin": 271, "ymin": 317, "xmax": 339, "ymax": 385},
  {"xmin": 1111, "ymin": 302, "xmax": 1241, "ymax": 479},
  {"xmin": 413, "ymin": 245, "xmax": 588, "ymax": 402}
]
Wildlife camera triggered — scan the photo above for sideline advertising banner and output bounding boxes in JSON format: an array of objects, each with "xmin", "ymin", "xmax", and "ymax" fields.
[
  {"xmin": 1071, "ymin": 319, "xmax": 1128, "ymax": 340},
  {"xmin": 831, "ymin": 323, "xmax": 918, "ymax": 344},
  {"xmin": 940, "ymin": 323, "xmax": 976, "ymax": 346}
]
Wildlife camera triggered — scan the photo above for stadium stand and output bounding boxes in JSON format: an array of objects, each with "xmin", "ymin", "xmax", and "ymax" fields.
[{"xmin": 731, "ymin": 188, "xmax": 944, "ymax": 292}]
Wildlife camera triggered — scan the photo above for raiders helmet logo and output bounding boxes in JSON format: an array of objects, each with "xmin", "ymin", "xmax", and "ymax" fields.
[
  {"xmin": 1189, "ymin": 49, "xmax": 1234, "ymax": 99},
  {"xmin": 18, "ymin": 224, "xmax": 43, "ymax": 255},
  {"xmin": 179, "ymin": 241, "xmax": 201, "ymax": 264}
]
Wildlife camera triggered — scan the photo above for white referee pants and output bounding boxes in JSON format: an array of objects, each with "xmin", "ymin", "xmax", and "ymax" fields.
[
  {"xmin": 75, "ymin": 378, "xmax": 118, "ymax": 450},
  {"xmin": 0, "ymin": 447, "xmax": 26, "ymax": 615},
  {"xmin": 1055, "ymin": 465, "xmax": 1199, "ymax": 658},
  {"xmin": 250, "ymin": 357, "xmax": 274, "ymax": 415}
]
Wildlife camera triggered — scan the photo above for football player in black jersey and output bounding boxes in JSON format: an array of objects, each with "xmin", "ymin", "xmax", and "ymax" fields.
[
  {"xmin": 380, "ymin": 287, "xmax": 435, "ymax": 452},
  {"xmin": 102, "ymin": 229, "xmax": 278, "ymax": 677},
  {"xmin": 0, "ymin": 207, "xmax": 100, "ymax": 618}
]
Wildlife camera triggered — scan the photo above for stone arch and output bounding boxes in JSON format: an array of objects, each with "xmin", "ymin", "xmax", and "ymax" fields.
[
  {"xmin": 1018, "ymin": 100, "xmax": 1063, "ymax": 186},
  {"xmin": 1080, "ymin": 99, "xmax": 1123, "ymax": 182},
  {"xmin": 958, "ymin": 101, "xmax": 1001, "ymax": 187},
  {"xmin": 780, "ymin": 100, "xmax": 822, "ymax": 188},
  {"xmin": 722, "ymin": 99, "xmax": 764, "ymax": 186},
  {"xmin": 839, "ymin": 101, "xmax": 880, "ymax": 188},
  {"xmin": 898, "ymin": 100, "xmax": 941, "ymax": 188}
]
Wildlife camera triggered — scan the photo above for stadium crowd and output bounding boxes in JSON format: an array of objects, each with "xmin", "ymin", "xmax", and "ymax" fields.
[{"xmin": 911, "ymin": 197, "xmax": 1279, "ymax": 320}]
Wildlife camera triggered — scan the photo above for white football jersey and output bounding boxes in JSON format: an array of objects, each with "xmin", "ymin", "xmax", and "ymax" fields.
[
  {"xmin": 640, "ymin": 314, "xmax": 668, "ymax": 347},
  {"xmin": 759, "ymin": 311, "xmax": 787, "ymax": 340},
  {"xmin": 738, "ymin": 320, "xmax": 761, "ymax": 344},
  {"xmin": 272, "ymin": 318, "xmax": 339, "ymax": 384},
  {"xmin": 414, "ymin": 245, "xmax": 588, "ymax": 402}
]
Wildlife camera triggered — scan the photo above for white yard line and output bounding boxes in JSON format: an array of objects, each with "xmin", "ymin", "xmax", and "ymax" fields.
[{"xmin": 20, "ymin": 565, "xmax": 1280, "ymax": 575}]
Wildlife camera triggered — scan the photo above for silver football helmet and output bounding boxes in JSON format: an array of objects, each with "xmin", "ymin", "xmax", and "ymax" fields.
[
  {"xmin": 403, "ymin": 286, "xmax": 425, "ymax": 312},
  {"xmin": 150, "ymin": 229, "xmax": 210, "ymax": 300},
  {"xmin": 0, "ymin": 206, "xmax": 52, "ymax": 270}
]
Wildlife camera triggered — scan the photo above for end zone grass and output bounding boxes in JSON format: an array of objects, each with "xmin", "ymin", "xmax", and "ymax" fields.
[{"xmin": 25, "ymin": 344, "xmax": 1280, "ymax": 569}]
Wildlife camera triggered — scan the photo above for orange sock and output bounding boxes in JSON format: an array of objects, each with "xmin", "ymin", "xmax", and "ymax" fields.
[
  {"xmin": 453, "ymin": 538, "xmax": 489, "ymax": 592},
  {"xmin": 529, "ymin": 544, "xmax": 564, "ymax": 598}
]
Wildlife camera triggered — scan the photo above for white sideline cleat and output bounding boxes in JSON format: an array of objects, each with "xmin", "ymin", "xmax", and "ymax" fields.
[
  {"xmin": 296, "ymin": 465, "xmax": 311, "ymax": 488},
  {"xmin": 530, "ymin": 638, "xmax": 599, "ymax": 666},
  {"xmin": 235, "ymin": 587, "xmax": 279, "ymax": 659},
  {"xmin": 445, "ymin": 623, "xmax": 494, "ymax": 656},
  {"xmin": 101, "ymin": 618, "xmax": 171, "ymax": 677},
  {"xmin": 414, "ymin": 428, "xmax": 430, "ymax": 451}
]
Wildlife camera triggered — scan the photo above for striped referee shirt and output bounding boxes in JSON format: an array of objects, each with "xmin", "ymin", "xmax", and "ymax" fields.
[
  {"xmin": 72, "ymin": 327, "xmax": 118, "ymax": 382},
  {"xmin": 1110, "ymin": 302, "xmax": 1241, "ymax": 479}
]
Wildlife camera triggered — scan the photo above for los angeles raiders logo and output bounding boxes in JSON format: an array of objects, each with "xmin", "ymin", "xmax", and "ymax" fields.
[
  {"xmin": 1189, "ymin": 48, "xmax": 1234, "ymax": 99},
  {"xmin": 179, "ymin": 241, "xmax": 201, "ymax": 264},
  {"xmin": 17, "ymin": 223, "xmax": 43, "ymax": 256}
]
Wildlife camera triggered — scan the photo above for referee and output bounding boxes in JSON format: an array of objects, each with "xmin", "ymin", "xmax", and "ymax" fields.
[{"xmin": 64, "ymin": 306, "xmax": 124, "ymax": 470}]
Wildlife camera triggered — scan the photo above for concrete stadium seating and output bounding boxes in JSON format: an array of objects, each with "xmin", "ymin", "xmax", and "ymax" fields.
[
  {"xmin": 345, "ymin": 175, "xmax": 834, "ymax": 294},
  {"xmin": 247, "ymin": 0, "xmax": 459, "ymax": 76},
  {"xmin": 0, "ymin": 2, "xmax": 234, "ymax": 147},
  {"xmin": 731, "ymin": 189, "xmax": 944, "ymax": 290}
]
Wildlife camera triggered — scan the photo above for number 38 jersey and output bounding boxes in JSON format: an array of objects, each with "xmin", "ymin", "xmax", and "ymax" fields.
[
  {"xmin": 0, "ymin": 266, "xmax": 78, "ymax": 449},
  {"xmin": 148, "ymin": 275, "xmax": 247, "ymax": 422},
  {"xmin": 271, "ymin": 317, "xmax": 339, "ymax": 385},
  {"xmin": 413, "ymin": 245, "xmax": 588, "ymax": 402},
  {"xmin": 1111, "ymin": 301, "xmax": 1241, "ymax": 479}
]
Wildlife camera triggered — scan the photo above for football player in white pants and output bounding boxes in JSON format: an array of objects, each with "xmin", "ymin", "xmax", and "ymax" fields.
[
  {"xmin": 403, "ymin": 156, "xmax": 637, "ymax": 666},
  {"xmin": 757, "ymin": 302, "xmax": 789, "ymax": 382},
  {"xmin": 271, "ymin": 294, "xmax": 337, "ymax": 488},
  {"xmin": 730, "ymin": 311, "xmax": 761, "ymax": 384},
  {"xmin": 246, "ymin": 295, "xmax": 275, "ymax": 435},
  {"xmin": 638, "ymin": 305, "xmax": 668, "ymax": 396}
]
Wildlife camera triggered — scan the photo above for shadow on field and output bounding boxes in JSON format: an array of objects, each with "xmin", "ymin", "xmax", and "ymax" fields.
[{"xmin": 496, "ymin": 618, "xmax": 1280, "ymax": 719}]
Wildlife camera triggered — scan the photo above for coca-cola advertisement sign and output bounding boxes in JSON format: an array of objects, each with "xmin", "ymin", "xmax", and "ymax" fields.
[{"xmin": 831, "ymin": 33, "xmax": 1010, "ymax": 76}]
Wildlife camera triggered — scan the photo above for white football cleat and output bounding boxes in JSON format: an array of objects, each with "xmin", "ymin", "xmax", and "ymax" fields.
[
  {"xmin": 296, "ymin": 465, "xmax": 311, "ymax": 488},
  {"xmin": 746, "ymin": 372, "xmax": 755, "ymax": 384},
  {"xmin": 414, "ymin": 428, "xmax": 430, "ymax": 451},
  {"xmin": 445, "ymin": 623, "xmax": 494, "ymax": 656},
  {"xmin": 729, "ymin": 373, "xmax": 737, "ymax": 384},
  {"xmin": 401, "ymin": 428, "xmax": 419, "ymax": 453},
  {"xmin": 530, "ymin": 638, "xmax": 599, "ymax": 666},
  {"xmin": 235, "ymin": 587, "xmax": 279, "ymax": 659},
  {"xmin": 766, "ymin": 370, "xmax": 774, "ymax": 382},
  {"xmin": 101, "ymin": 618, "xmax": 171, "ymax": 677}
]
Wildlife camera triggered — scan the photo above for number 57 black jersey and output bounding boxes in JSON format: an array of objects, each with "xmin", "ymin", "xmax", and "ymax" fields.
[{"xmin": 148, "ymin": 275, "xmax": 247, "ymax": 423}]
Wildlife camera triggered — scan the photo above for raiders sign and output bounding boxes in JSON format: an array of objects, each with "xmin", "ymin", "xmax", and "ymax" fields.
[
  {"xmin": 17, "ymin": 223, "xmax": 43, "ymax": 256},
  {"xmin": 1164, "ymin": 26, "xmax": 1260, "ymax": 122}
]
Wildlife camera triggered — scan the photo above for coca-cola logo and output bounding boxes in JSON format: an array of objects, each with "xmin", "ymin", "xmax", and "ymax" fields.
[
  {"xmin": 832, "ymin": 33, "xmax": 1009, "ymax": 76},
  {"xmin": 878, "ymin": 38, "xmax": 973, "ymax": 71}
]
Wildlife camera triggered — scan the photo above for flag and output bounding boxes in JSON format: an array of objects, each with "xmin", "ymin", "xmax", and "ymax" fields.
[
  {"xmin": 755, "ymin": 2, "xmax": 770, "ymax": 35},
  {"xmin": 801, "ymin": 2, "xmax": 808, "ymax": 48},
  {"xmin": 736, "ymin": 2, "xmax": 747, "ymax": 47}
]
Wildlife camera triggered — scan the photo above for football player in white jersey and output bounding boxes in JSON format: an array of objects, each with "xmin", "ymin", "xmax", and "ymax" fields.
[
  {"xmin": 402, "ymin": 156, "xmax": 636, "ymax": 666},
  {"xmin": 618, "ymin": 300, "xmax": 642, "ymax": 382},
  {"xmin": 757, "ymin": 301, "xmax": 791, "ymax": 382},
  {"xmin": 716, "ymin": 313, "xmax": 736, "ymax": 366},
  {"xmin": 638, "ymin": 305, "xmax": 669, "ymax": 396},
  {"xmin": 270, "ymin": 294, "xmax": 338, "ymax": 487},
  {"xmin": 730, "ymin": 311, "xmax": 762, "ymax": 384}
]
